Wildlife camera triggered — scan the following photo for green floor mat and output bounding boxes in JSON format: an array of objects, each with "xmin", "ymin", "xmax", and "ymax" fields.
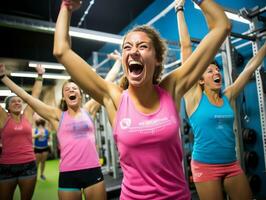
[{"xmin": 14, "ymin": 159, "xmax": 59, "ymax": 200}]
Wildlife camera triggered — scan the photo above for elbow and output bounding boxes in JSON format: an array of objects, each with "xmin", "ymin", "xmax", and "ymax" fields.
[
  {"xmin": 217, "ymin": 18, "xmax": 232, "ymax": 39},
  {"xmin": 53, "ymin": 47, "xmax": 64, "ymax": 60},
  {"xmin": 53, "ymin": 42, "xmax": 69, "ymax": 61},
  {"xmin": 225, "ymin": 19, "xmax": 232, "ymax": 35},
  {"xmin": 221, "ymin": 16, "xmax": 232, "ymax": 36}
]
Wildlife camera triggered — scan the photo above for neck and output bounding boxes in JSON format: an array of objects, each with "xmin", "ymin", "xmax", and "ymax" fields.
[
  {"xmin": 10, "ymin": 112, "xmax": 21, "ymax": 122},
  {"xmin": 67, "ymin": 106, "xmax": 81, "ymax": 116},
  {"xmin": 204, "ymin": 88, "xmax": 222, "ymax": 105},
  {"xmin": 128, "ymin": 84, "xmax": 159, "ymax": 113}
]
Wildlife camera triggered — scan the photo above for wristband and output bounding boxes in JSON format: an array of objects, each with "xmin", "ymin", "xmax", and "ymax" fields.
[
  {"xmin": 35, "ymin": 76, "xmax": 43, "ymax": 81},
  {"xmin": 0, "ymin": 74, "xmax": 5, "ymax": 80},
  {"xmin": 192, "ymin": 0, "xmax": 204, "ymax": 5},
  {"xmin": 61, "ymin": 0, "xmax": 71, "ymax": 9},
  {"xmin": 175, "ymin": 6, "xmax": 184, "ymax": 13}
]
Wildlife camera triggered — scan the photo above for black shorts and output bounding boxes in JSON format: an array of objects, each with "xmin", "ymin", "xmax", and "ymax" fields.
[
  {"xmin": 34, "ymin": 147, "xmax": 50, "ymax": 154},
  {"xmin": 0, "ymin": 160, "xmax": 37, "ymax": 181},
  {"xmin": 58, "ymin": 167, "xmax": 104, "ymax": 191}
]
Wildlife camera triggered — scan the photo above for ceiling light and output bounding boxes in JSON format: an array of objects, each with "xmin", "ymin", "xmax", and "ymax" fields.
[
  {"xmin": 11, "ymin": 72, "xmax": 70, "ymax": 80},
  {"xmin": 69, "ymin": 28, "xmax": 122, "ymax": 44},
  {"xmin": 193, "ymin": 3, "xmax": 250, "ymax": 24},
  {"xmin": 29, "ymin": 61, "xmax": 65, "ymax": 70},
  {"xmin": 0, "ymin": 90, "xmax": 15, "ymax": 96}
]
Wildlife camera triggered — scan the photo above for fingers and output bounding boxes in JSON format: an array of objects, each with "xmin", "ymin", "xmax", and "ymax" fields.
[
  {"xmin": 0, "ymin": 64, "xmax": 6, "ymax": 76},
  {"xmin": 175, "ymin": 0, "xmax": 185, "ymax": 8},
  {"xmin": 61, "ymin": 0, "xmax": 82, "ymax": 11},
  {"xmin": 36, "ymin": 64, "xmax": 45, "ymax": 75},
  {"xmin": 107, "ymin": 50, "xmax": 121, "ymax": 60}
]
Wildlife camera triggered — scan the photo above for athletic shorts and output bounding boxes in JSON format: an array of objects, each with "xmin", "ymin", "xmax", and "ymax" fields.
[
  {"xmin": 191, "ymin": 160, "xmax": 243, "ymax": 182},
  {"xmin": 34, "ymin": 147, "xmax": 50, "ymax": 154},
  {"xmin": 58, "ymin": 167, "xmax": 104, "ymax": 191},
  {"xmin": 0, "ymin": 160, "xmax": 37, "ymax": 181}
]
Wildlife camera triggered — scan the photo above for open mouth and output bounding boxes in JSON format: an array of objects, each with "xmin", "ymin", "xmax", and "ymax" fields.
[
  {"xmin": 129, "ymin": 61, "xmax": 143, "ymax": 75},
  {"xmin": 213, "ymin": 77, "xmax": 221, "ymax": 83},
  {"xmin": 69, "ymin": 95, "xmax": 77, "ymax": 100}
]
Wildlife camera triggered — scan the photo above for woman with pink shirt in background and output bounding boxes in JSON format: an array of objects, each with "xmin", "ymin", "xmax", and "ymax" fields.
[
  {"xmin": 0, "ymin": 64, "xmax": 44, "ymax": 200},
  {"xmin": 0, "ymin": 50, "xmax": 121, "ymax": 200},
  {"xmin": 53, "ymin": 0, "xmax": 231, "ymax": 199}
]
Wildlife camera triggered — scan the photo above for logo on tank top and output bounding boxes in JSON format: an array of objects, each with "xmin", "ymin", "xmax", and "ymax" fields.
[
  {"xmin": 214, "ymin": 114, "xmax": 233, "ymax": 129},
  {"xmin": 14, "ymin": 125, "xmax": 23, "ymax": 130},
  {"xmin": 119, "ymin": 116, "xmax": 177, "ymax": 134},
  {"xmin": 120, "ymin": 118, "xmax": 131, "ymax": 129}
]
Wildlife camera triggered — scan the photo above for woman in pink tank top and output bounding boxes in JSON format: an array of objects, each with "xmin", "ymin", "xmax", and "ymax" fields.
[
  {"xmin": 0, "ymin": 52, "xmax": 121, "ymax": 200},
  {"xmin": 0, "ymin": 64, "xmax": 44, "ymax": 200},
  {"xmin": 53, "ymin": 0, "xmax": 230, "ymax": 199}
]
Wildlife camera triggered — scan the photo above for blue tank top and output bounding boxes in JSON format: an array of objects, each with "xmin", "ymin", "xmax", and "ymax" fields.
[
  {"xmin": 189, "ymin": 93, "xmax": 236, "ymax": 164},
  {"xmin": 34, "ymin": 128, "xmax": 49, "ymax": 149}
]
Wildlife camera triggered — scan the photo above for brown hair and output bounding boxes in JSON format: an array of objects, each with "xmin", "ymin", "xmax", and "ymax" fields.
[
  {"xmin": 59, "ymin": 79, "xmax": 83, "ymax": 111},
  {"xmin": 120, "ymin": 25, "xmax": 167, "ymax": 90},
  {"xmin": 35, "ymin": 118, "xmax": 46, "ymax": 127}
]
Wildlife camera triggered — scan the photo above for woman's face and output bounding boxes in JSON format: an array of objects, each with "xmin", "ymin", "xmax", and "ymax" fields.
[
  {"xmin": 62, "ymin": 82, "xmax": 82, "ymax": 108},
  {"xmin": 122, "ymin": 31, "xmax": 159, "ymax": 87},
  {"xmin": 8, "ymin": 96, "xmax": 23, "ymax": 114},
  {"xmin": 200, "ymin": 64, "xmax": 223, "ymax": 90}
]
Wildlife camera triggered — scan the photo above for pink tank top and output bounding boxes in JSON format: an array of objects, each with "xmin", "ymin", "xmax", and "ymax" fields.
[
  {"xmin": 57, "ymin": 109, "xmax": 100, "ymax": 172},
  {"xmin": 113, "ymin": 86, "xmax": 190, "ymax": 200},
  {"xmin": 0, "ymin": 114, "xmax": 35, "ymax": 164}
]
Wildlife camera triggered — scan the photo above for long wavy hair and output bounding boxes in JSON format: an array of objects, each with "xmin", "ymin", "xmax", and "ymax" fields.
[{"xmin": 120, "ymin": 25, "xmax": 167, "ymax": 90}]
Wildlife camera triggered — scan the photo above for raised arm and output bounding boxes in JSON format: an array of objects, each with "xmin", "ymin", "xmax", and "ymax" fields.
[
  {"xmin": 0, "ymin": 64, "xmax": 61, "ymax": 129},
  {"xmin": 225, "ymin": 42, "xmax": 266, "ymax": 101},
  {"xmin": 0, "ymin": 99, "xmax": 7, "ymax": 129},
  {"xmin": 163, "ymin": 0, "xmax": 231, "ymax": 99},
  {"xmin": 53, "ymin": 0, "xmax": 117, "ymax": 105},
  {"xmin": 23, "ymin": 64, "xmax": 45, "ymax": 121},
  {"xmin": 105, "ymin": 50, "xmax": 122, "ymax": 82},
  {"xmin": 84, "ymin": 50, "xmax": 122, "ymax": 118},
  {"xmin": 175, "ymin": 0, "xmax": 192, "ymax": 63}
]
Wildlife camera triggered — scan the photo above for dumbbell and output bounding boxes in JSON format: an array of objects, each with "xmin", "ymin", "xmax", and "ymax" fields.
[
  {"xmin": 242, "ymin": 128, "xmax": 257, "ymax": 144},
  {"xmin": 186, "ymin": 153, "xmax": 192, "ymax": 164},
  {"xmin": 248, "ymin": 174, "xmax": 261, "ymax": 194},
  {"xmin": 244, "ymin": 151, "xmax": 259, "ymax": 169},
  {"xmin": 183, "ymin": 122, "xmax": 190, "ymax": 135}
]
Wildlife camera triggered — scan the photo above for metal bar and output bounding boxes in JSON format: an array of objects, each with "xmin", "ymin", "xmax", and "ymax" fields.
[
  {"xmin": 0, "ymin": 14, "xmax": 122, "ymax": 44},
  {"xmin": 146, "ymin": 2, "xmax": 175, "ymax": 26},
  {"xmin": 249, "ymin": 18, "xmax": 266, "ymax": 172}
]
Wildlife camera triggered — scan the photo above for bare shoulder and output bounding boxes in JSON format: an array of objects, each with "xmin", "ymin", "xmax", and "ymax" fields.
[{"xmin": 160, "ymin": 69, "xmax": 182, "ymax": 96}]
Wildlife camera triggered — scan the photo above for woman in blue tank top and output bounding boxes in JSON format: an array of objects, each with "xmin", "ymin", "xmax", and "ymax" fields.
[
  {"xmin": 176, "ymin": 0, "xmax": 266, "ymax": 199},
  {"xmin": 33, "ymin": 118, "xmax": 50, "ymax": 181}
]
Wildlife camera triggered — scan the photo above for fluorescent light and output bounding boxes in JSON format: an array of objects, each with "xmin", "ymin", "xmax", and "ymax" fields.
[
  {"xmin": 0, "ymin": 90, "xmax": 16, "ymax": 96},
  {"xmin": 29, "ymin": 61, "xmax": 65, "ymax": 70},
  {"xmin": 193, "ymin": 3, "xmax": 250, "ymax": 24},
  {"xmin": 69, "ymin": 29, "xmax": 122, "ymax": 44},
  {"xmin": 11, "ymin": 72, "xmax": 70, "ymax": 80}
]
